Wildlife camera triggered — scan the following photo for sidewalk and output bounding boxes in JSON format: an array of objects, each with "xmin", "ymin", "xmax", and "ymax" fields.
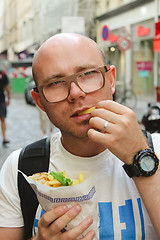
[{"xmin": 0, "ymin": 97, "xmax": 58, "ymax": 169}]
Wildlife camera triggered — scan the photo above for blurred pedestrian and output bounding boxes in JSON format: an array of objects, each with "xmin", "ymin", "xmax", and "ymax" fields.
[
  {"xmin": 37, "ymin": 106, "xmax": 54, "ymax": 137},
  {"xmin": 0, "ymin": 70, "xmax": 10, "ymax": 146}
]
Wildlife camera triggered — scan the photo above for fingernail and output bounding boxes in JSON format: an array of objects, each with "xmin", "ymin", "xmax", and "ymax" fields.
[
  {"xmin": 84, "ymin": 217, "xmax": 93, "ymax": 225},
  {"xmin": 74, "ymin": 204, "xmax": 81, "ymax": 213},
  {"xmin": 88, "ymin": 230, "xmax": 96, "ymax": 238},
  {"xmin": 60, "ymin": 205, "xmax": 68, "ymax": 212}
]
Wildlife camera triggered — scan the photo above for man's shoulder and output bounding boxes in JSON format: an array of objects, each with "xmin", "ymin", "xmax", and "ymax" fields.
[{"xmin": 0, "ymin": 149, "xmax": 21, "ymax": 179}]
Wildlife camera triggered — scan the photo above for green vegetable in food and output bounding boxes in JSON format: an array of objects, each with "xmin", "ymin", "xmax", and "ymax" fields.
[{"xmin": 49, "ymin": 171, "xmax": 73, "ymax": 186}]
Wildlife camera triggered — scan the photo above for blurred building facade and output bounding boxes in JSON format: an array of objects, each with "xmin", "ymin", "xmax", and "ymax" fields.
[
  {"xmin": 0, "ymin": 0, "xmax": 159, "ymax": 99},
  {"xmin": 0, "ymin": 0, "xmax": 96, "ymax": 63},
  {"xmin": 95, "ymin": 0, "xmax": 160, "ymax": 98},
  {"xmin": 0, "ymin": 0, "xmax": 97, "ymax": 94}
]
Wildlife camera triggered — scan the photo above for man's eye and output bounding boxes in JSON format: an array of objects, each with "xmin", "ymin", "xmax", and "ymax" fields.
[
  {"xmin": 52, "ymin": 81, "xmax": 61, "ymax": 86},
  {"xmin": 48, "ymin": 80, "xmax": 64, "ymax": 87},
  {"xmin": 84, "ymin": 71, "xmax": 93, "ymax": 76}
]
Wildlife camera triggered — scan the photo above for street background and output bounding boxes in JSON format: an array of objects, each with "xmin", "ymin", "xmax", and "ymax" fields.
[
  {"xmin": 0, "ymin": 95, "xmax": 155, "ymax": 169},
  {"xmin": 0, "ymin": 0, "xmax": 159, "ymax": 169},
  {"xmin": 0, "ymin": 96, "xmax": 58, "ymax": 169}
]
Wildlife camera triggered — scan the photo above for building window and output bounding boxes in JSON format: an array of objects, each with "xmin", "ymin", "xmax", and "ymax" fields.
[{"xmin": 106, "ymin": 0, "xmax": 110, "ymax": 9}]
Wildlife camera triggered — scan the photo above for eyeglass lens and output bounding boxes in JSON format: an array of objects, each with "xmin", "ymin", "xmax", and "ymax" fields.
[{"xmin": 43, "ymin": 69, "xmax": 104, "ymax": 103}]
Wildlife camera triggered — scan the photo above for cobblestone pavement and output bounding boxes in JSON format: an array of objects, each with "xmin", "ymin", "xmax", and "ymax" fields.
[
  {"xmin": 0, "ymin": 95, "xmax": 156, "ymax": 169},
  {"xmin": 0, "ymin": 96, "xmax": 58, "ymax": 169}
]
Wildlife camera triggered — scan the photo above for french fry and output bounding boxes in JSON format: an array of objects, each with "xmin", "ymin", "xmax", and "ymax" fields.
[
  {"xmin": 45, "ymin": 180, "xmax": 61, "ymax": 187},
  {"xmin": 79, "ymin": 173, "xmax": 84, "ymax": 183},
  {"xmin": 78, "ymin": 107, "xmax": 95, "ymax": 116}
]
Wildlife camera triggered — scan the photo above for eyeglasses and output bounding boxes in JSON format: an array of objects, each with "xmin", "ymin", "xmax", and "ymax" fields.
[{"xmin": 34, "ymin": 65, "xmax": 110, "ymax": 103}]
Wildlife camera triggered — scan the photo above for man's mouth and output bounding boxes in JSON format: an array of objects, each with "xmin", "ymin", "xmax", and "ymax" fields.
[
  {"xmin": 78, "ymin": 107, "xmax": 95, "ymax": 116},
  {"xmin": 71, "ymin": 107, "xmax": 95, "ymax": 117}
]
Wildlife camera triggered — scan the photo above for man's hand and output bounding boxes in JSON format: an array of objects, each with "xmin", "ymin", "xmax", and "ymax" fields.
[
  {"xmin": 88, "ymin": 100, "xmax": 149, "ymax": 165},
  {"xmin": 33, "ymin": 204, "xmax": 95, "ymax": 240}
]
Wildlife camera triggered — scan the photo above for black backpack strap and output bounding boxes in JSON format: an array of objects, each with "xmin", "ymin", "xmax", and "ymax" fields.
[
  {"xmin": 142, "ymin": 129, "xmax": 154, "ymax": 151},
  {"xmin": 18, "ymin": 137, "xmax": 50, "ymax": 240}
]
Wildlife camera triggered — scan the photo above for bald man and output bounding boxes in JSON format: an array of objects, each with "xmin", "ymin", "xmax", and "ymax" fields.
[{"xmin": 0, "ymin": 33, "xmax": 160, "ymax": 240}]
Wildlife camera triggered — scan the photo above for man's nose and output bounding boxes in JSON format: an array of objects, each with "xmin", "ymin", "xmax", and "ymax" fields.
[{"xmin": 67, "ymin": 82, "xmax": 86, "ymax": 102}]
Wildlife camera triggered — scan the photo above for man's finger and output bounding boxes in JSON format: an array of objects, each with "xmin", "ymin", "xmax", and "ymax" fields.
[{"xmin": 39, "ymin": 205, "xmax": 69, "ymax": 228}]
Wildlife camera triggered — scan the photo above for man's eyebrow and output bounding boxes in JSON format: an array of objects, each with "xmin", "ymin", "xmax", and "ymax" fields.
[
  {"xmin": 43, "ymin": 74, "xmax": 65, "ymax": 84},
  {"xmin": 74, "ymin": 64, "xmax": 99, "ymax": 72}
]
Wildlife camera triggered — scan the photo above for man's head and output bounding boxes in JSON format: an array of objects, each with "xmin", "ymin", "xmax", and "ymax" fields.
[
  {"xmin": 31, "ymin": 33, "xmax": 116, "ymax": 138},
  {"xmin": 32, "ymin": 33, "xmax": 107, "ymax": 85}
]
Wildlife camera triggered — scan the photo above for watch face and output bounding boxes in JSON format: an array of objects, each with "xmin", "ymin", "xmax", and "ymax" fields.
[{"xmin": 140, "ymin": 155, "xmax": 155, "ymax": 172}]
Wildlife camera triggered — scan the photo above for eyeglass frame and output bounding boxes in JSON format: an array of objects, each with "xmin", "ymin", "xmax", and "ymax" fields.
[{"xmin": 33, "ymin": 65, "xmax": 111, "ymax": 103}]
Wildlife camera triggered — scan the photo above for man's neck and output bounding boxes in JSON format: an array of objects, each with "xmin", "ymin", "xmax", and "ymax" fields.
[{"xmin": 61, "ymin": 134, "xmax": 106, "ymax": 157}]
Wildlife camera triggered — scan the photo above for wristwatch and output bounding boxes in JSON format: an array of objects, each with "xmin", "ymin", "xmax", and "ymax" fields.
[{"xmin": 123, "ymin": 149, "xmax": 159, "ymax": 178}]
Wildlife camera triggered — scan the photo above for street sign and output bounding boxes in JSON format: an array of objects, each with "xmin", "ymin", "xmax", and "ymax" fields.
[
  {"xmin": 118, "ymin": 37, "xmax": 131, "ymax": 51},
  {"xmin": 102, "ymin": 25, "xmax": 109, "ymax": 40},
  {"xmin": 119, "ymin": 26, "xmax": 130, "ymax": 38}
]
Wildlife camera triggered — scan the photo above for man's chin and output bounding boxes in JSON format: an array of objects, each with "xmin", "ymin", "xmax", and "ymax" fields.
[
  {"xmin": 60, "ymin": 122, "xmax": 90, "ymax": 139},
  {"xmin": 68, "ymin": 127, "xmax": 89, "ymax": 139},
  {"xmin": 75, "ymin": 132, "xmax": 88, "ymax": 139}
]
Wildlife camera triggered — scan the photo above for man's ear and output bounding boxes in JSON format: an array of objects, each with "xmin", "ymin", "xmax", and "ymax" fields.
[
  {"xmin": 31, "ymin": 89, "xmax": 45, "ymax": 111},
  {"xmin": 109, "ymin": 65, "xmax": 116, "ymax": 95}
]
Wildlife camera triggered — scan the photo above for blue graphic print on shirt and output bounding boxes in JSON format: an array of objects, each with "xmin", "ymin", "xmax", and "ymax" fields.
[
  {"xmin": 33, "ymin": 198, "xmax": 145, "ymax": 239},
  {"xmin": 98, "ymin": 198, "xmax": 145, "ymax": 239},
  {"xmin": 119, "ymin": 199, "xmax": 136, "ymax": 239},
  {"xmin": 33, "ymin": 208, "xmax": 45, "ymax": 236}
]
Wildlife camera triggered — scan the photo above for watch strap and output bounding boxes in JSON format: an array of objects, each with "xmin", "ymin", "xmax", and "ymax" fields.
[
  {"xmin": 142, "ymin": 130, "xmax": 154, "ymax": 151},
  {"xmin": 123, "ymin": 162, "xmax": 140, "ymax": 178}
]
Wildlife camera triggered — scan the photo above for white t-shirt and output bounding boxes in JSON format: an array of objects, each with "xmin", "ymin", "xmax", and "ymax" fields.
[{"xmin": 0, "ymin": 132, "xmax": 160, "ymax": 239}]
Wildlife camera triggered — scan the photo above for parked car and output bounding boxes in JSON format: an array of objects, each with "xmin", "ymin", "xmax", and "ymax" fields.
[{"xmin": 24, "ymin": 77, "xmax": 36, "ymax": 106}]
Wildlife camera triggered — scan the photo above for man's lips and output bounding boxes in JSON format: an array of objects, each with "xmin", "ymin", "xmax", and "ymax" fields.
[{"xmin": 71, "ymin": 107, "xmax": 95, "ymax": 117}]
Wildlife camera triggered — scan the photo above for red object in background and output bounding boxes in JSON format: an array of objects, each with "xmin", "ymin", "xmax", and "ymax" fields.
[
  {"xmin": 118, "ymin": 37, "xmax": 132, "ymax": 51},
  {"xmin": 155, "ymin": 20, "xmax": 160, "ymax": 35},
  {"xmin": 137, "ymin": 25, "xmax": 150, "ymax": 37},
  {"xmin": 108, "ymin": 32, "xmax": 119, "ymax": 42},
  {"xmin": 153, "ymin": 20, "xmax": 160, "ymax": 52},
  {"xmin": 136, "ymin": 61, "xmax": 153, "ymax": 71},
  {"xmin": 153, "ymin": 38, "xmax": 160, "ymax": 52},
  {"xmin": 156, "ymin": 87, "xmax": 160, "ymax": 102}
]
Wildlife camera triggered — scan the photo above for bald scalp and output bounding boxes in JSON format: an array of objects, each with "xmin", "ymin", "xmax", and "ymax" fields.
[{"xmin": 32, "ymin": 33, "xmax": 106, "ymax": 84}]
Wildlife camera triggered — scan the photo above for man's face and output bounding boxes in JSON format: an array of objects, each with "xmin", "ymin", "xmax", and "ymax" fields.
[{"xmin": 33, "ymin": 34, "xmax": 115, "ymax": 138}]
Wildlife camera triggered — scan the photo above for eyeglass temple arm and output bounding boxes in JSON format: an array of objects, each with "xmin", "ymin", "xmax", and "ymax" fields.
[
  {"xmin": 33, "ymin": 87, "xmax": 39, "ymax": 93},
  {"xmin": 104, "ymin": 65, "xmax": 110, "ymax": 72}
]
